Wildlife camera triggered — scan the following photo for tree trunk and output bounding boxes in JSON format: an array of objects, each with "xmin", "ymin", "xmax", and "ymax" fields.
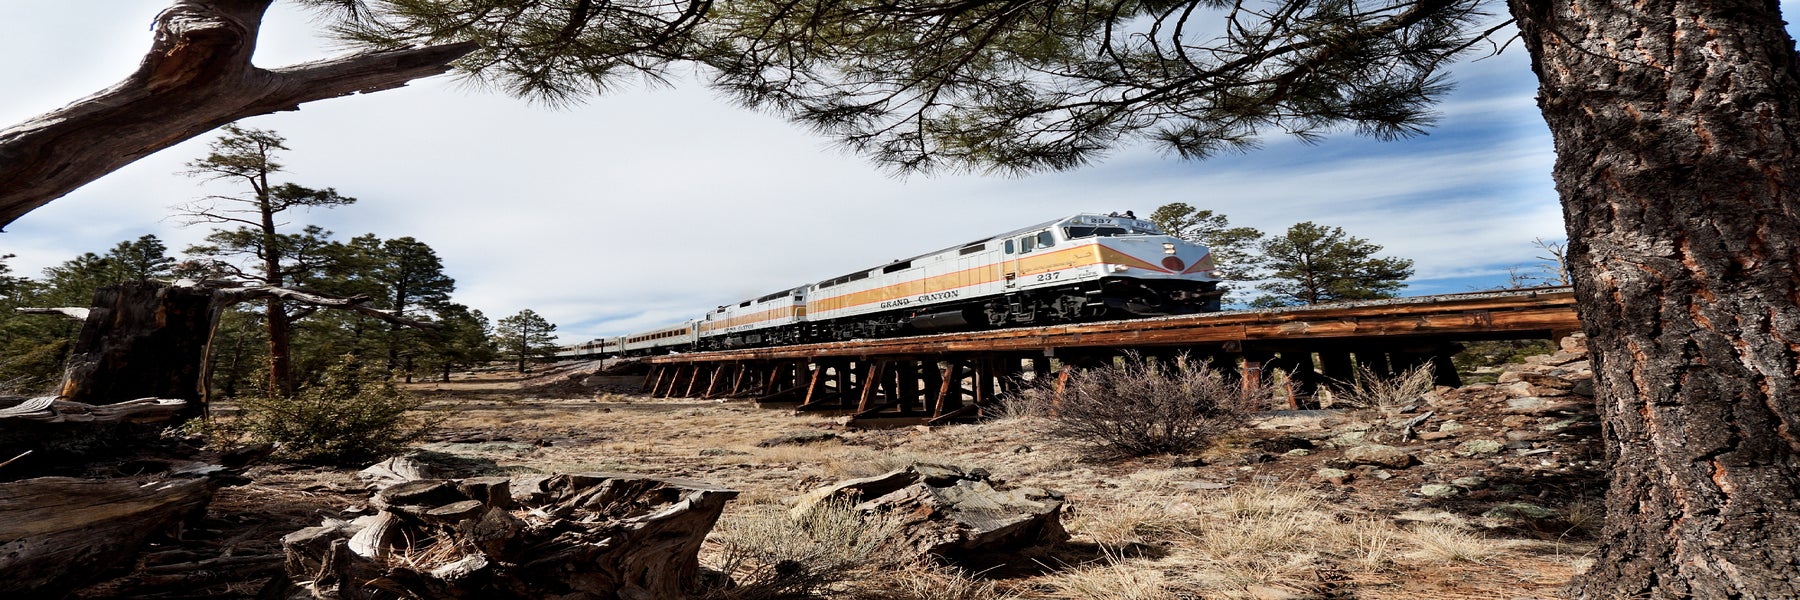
[
  {"xmin": 1510, "ymin": 0, "xmax": 1800, "ymax": 596},
  {"xmin": 266, "ymin": 298, "xmax": 293, "ymax": 397},
  {"xmin": 0, "ymin": 0, "xmax": 474, "ymax": 229},
  {"xmin": 59, "ymin": 282, "xmax": 215, "ymax": 420}
]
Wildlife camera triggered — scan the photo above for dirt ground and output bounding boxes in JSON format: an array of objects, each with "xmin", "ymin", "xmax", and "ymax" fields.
[{"xmin": 72, "ymin": 359, "xmax": 1604, "ymax": 600}]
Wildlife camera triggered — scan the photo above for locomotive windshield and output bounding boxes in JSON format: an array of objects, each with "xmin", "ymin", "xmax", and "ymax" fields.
[{"xmin": 1065, "ymin": 226, "xmax": 1129, "ymax": 239}]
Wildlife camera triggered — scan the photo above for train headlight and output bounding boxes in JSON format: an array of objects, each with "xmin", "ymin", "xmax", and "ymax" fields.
[
  {"xmin": 1162, "ymin": 243, "xmax": 1177, "ymax": 255},
  {"xmin": 1111, "ymin": 265, "xmax": 1130, "ymax": 272}
]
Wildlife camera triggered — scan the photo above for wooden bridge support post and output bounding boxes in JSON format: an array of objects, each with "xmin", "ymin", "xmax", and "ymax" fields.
[
  {"xmin": 934, "ymin": 360, "xmax": 965, "ymax": 417},
  {"xmin": 921, "ymin": 360, "xmax": 944, "ymax": 413},
  {"xmin": 1431, "ymin": 345, "xmax": 1464, "ymax": 388},
  {"xmin": 1318, "ymin": 350, "xmax": 1356, "ymax": 387},
  {"xmin": 857, "ymin": 360, "xmax": 889, "ymax": 413},
  {"xmin": 895, "ymin": 361, "xmax": 920, "ymax": 415},
  {"xmin": 798, "ymin": 362, "xmax": 828, "ymax": 408},
  {"xmin": 642, "ymin": 365, "xmax": 666, "ymax": 395}
]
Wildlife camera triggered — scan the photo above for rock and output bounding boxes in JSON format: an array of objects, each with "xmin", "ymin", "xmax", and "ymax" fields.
[
  {"xmin": 1504, "ymin": 430, "xmax": 1549, "ymax": 442},
  {"xmin": 1483, "ymin": 502, "xmax": 1557, "ymax": 521},
  {"xmin": 1571, "ymin": 378, "xmax": 1596, "ymax": 397},
  {"xmin": 1250, "ymin": 436, "xmax": 1316, "ymax": 453},
  {"xmin": 1500, "ymin": 415, "xmax": 1535, "ymax": 428},
  {"xmin": 1417, "ymin": 431, "xmax": 1455, "ymax": 441},
  {"xmin": 1503, "ymin": 397, "xmax": 1587, "ymax": 415},
  {"xmin": 1451, "ymin": 476, "xmax": 1488, "ymax": 489},
  {"xmin": 698, "ymin": 448, "xmax": 749, "ymax": 457},
  {"xmin": 1240, "ymin": 453, "xmax": 1277, "ymax": 465},
  {"xmin": 1369, "ymin": 469, "xmax": 1395, "ymax": 480},
  {"xmin": 1455, "ymin": 440, "xmax": 1505, "ymax": 456},
  {"xmin": 1343, "ymin": 444, "xmax": 1416, "ymax": 469},
  {"xmin": 1518, "ymin": 372, "xmax": 1575, "ymax": 390},
  {"xmin": 1420, "ymin": 484, "xmax": 1460, "ymax": 498},
  {"xmin": 1315, "ymin": 468, "xmax": 1354, "ymax": 485},
  {"xmin": 1438, "ymin": 420, "xmax": 1466, "ymax": 433},
  {"xmin": 1495, "ymin": 381, "xmax": 1536, "ymax": 398},
  {"xmin": 755, "ymin": 430, "xmax": 840, "ymax": 447},
  {"xmin": 1328, "ymin": 430, "xmax": 1369, "ymax": 447},
  {"xmin": 1285, "ymin": 449, "xmax": 1313, "ymax": 457}
]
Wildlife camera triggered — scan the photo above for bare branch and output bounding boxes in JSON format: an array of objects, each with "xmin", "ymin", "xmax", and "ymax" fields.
[
  {"xmin": 214, "ymin": 286, "xmax": 440, "ymax": 330},
  {"xmin": 0, "ymin": 0, "xmax": 475, "ymax": 229},
  {"xmin": 14, "ymin": 307, "xmax": 90, "ymax": 321}
]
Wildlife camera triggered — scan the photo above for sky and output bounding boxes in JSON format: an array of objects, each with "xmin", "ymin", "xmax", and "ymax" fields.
[{"xmin": 0, "ymin": 2, "xmax": 1586, "ymax": 344}]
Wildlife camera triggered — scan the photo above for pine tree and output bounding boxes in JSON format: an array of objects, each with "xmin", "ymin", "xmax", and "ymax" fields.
[
  {"xmin": 494, "ymin": 309, "xmax": 558, "ymax": 373},
  {"xmin": 178, "ymin": 124, "xmax": 356, "ymax": 396},
  {"xmin": 1254, "ymin": 222, "xmax": 1414, "ymax": 307}
]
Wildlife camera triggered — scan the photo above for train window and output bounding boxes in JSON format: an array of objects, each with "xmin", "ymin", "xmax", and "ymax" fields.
[
  {"xmin": 850, "ymin": 271, "xmax": 869, "ymax": 281},
  {"xmin": 739, "ymin": 301, "xmax": 751, "ymax": 307},
  {"xmin": 1019, "ymin": 235, "xmax": 1036, "ymax": 253},
  {"xmin": 1037, "ymin": 231, "xmax": 1056, "ymax": 248},
  {"xmin": 959, "ymin": 243, "xmax": 985, "ymax": 255},
  {"xmin": 1004, "ymin": 239, "xmax": 1015, "ymax": 254},
  {"xmin": 882, "ymin": 261, "xmax": 912, "ymax": 273},
  {"xmin": 1065, "ymin": 226, "xmax": 1129, "ymax": 238}
]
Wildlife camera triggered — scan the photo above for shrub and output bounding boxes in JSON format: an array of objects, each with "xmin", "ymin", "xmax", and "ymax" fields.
[
  {"xmin": 235, "ymin": 354, "xmax": 434, "ymax": 464},
  {"xmin": 1331, "ymin": 362, "xmax": 1436, "ymax": 411},
  {"xmin": 1028, "ymin": 354, "xmax": 1266, "ymax": 459}
]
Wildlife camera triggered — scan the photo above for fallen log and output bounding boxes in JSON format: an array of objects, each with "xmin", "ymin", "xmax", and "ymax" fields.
[
  {"xmin": 285, "ymin": 471, "xmax": 739, "ymax": 599},
  {"xmin": 0, "ymin": 475, "xmax": 223, "ymax": 597}
]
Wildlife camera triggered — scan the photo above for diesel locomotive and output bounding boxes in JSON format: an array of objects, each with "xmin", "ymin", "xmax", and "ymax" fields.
[{"xmin": 556, "ymin": 212, "xmax": 1226, "ymax": 358}]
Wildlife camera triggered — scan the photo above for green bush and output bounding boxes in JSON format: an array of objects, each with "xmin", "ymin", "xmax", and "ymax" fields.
[
  {"xmin": 1020, "ymin": 354, "xmax": 1268, "ymax": 459},
  {"xmin": 236, "ymin": 355, "xmax": 434, "ymax": 464}
]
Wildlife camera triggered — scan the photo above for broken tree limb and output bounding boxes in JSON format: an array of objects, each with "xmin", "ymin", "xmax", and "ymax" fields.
[
  {"xmin": 0, "ymin": 0, "xmax": 476, "ymax": 228},
  {"xmin": 14, "ymin": 306, "xmax": 90, "ymax": 321},
  {"xmin": 215, "ymin": 285, "xmax": 441, "ymax": 330}
]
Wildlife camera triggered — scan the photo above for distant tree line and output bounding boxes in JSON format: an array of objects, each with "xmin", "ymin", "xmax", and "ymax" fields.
[{"xmin": 0, "ymin": 126, "xmax": 565, "ymax": 396}]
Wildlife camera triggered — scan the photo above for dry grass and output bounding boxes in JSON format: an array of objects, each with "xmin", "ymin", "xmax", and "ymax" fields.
[
  {"xmin": 859, "ymin": 563, "xmax": 1022, "ymax": 600},
  {"xmin": 1331, "ymin": 363, "xmax": 1438, "ymax": 411},
  {"xmin": 1045, "ymin": 558, "xmax": 1174, "ymax": 600},
  {"xmin": 1402, "ymin": 524, "xmax": 1506, "ymax": 564},
  {"xmin": 702, "ymin": 499, "xmax": 902, "ymax": 599},
  {"xmin": 382, "ymin": 372, "xmax": 1595, "ymax": 600}
]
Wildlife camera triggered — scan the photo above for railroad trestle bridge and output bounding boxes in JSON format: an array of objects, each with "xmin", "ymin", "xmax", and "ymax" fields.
[{"xmin": 639, "ymin": 288, "xmax": 1582, "ymax": 426}]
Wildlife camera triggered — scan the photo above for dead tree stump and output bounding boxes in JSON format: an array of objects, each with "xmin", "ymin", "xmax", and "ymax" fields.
[
  {"xmin": 283, "ymin": 472, "xmax": 739, "ymax": 599},
  {"xmin": 59, "ymin": 282, "xmax": 214, "ymax": 419}
]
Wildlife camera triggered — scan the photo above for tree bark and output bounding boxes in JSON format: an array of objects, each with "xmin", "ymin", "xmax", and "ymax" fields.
[
  {"xmin": 1509, "ymin": 0, "xmax": 1800, "ymax": 596},
  {"xmin": 0, "ymin": 0, "xmax": 475, "ymax": 229}
]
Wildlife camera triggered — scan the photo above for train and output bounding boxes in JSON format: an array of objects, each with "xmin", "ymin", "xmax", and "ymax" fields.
[{"xmin": 554, "ymin": 212, "xmax": 1227, "ymax": 359}]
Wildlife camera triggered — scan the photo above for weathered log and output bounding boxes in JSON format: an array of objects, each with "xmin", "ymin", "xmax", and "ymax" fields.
[
  {"xmin": 0, "ymin": 475, "xmax": 222, "ymax": 597},
  {"xmin": 0, "ymin": 397, "xmax": 190, "ymax": 472},
  {"xmin": 791, "ymin": 464, "xmax": 1068, "ymax": 565},
  {"xmin": 285, "ymin": 471, "xmax": 739, "ymax": 599}
]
